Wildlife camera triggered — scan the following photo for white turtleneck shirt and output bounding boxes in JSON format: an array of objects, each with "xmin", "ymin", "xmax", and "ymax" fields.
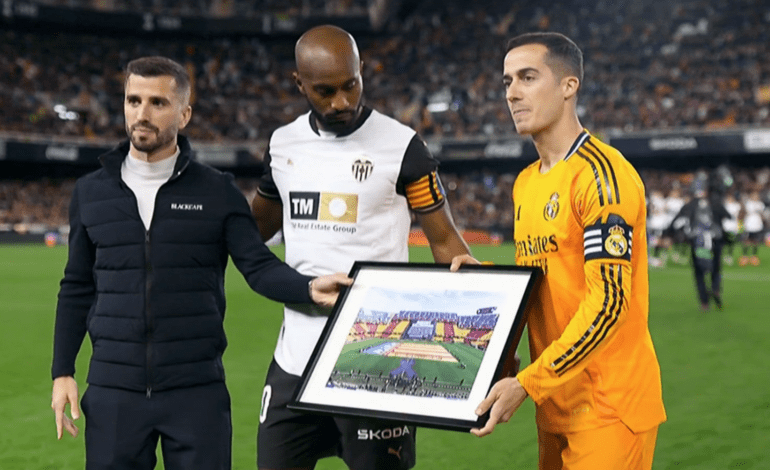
[{"xmin": 120, "ymin": 148, "xmax": 180, "ymax": 230}]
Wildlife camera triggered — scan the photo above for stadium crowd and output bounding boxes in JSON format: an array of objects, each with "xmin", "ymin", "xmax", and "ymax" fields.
[
  {"xmin": 3, "ymin": 168, "xmax": 769, "ymax": 250},
  {"xmin": 32, "ymin": 0, "xmax": 371, "ymax": 17},
  {"xmin": 1, "ymin": 0, "xmax": 769, "ymax": 142},
  {"xmin": 0, "ymin": 179, "xmax": 73, "ymax": 229}
]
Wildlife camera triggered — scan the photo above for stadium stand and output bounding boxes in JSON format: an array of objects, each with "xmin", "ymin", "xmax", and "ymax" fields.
[
  {"xmin": 389, "ymin": 320, "xmax": 410, "ymax": 339},
  {"xmin": 378, "ymin": 319, "xmax": 399, "ymax": 338},
  {"xmin": 1, "ymin": 0, "xmax": 769, "ymax": 141},
  {"xmin": 1, "ymin": 0, "xmax": 770, "ymax": 246},
  {"xmin": 31, "ymin": 0, "xmax": 372, "ymax": 17},
  {"xmin": 433, "ymin": 322, "xmax": 444, "ymax": 342},
  {"xmin": 2, "ymin": 168, "xmax": 769, "ymax": 244},
  {"xmin": 465, "ymin": 328, "xmax": 493, "ymax": 350},
  {"xmin": 353, "ymin": 323, "xmax": 366, "ymax": 336},
  {"xmin": 405, "ymin": 321, "xmax": 435, "ymax": 340},
  {"xmin": 442, "ymin": 322, "xmax": 454, "ymax": 343},
  {"xmin": 452, "ymin": 326, "xmax": 470, "ymax": 343}
]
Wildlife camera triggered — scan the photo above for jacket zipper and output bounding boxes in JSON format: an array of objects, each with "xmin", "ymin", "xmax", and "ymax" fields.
[
  {"xmin": 118, "ymin": 179, "xmax": 155, "ymax": 398},
  {"xmin": 144, "ymin": 161, "xmax": 187, "ymax": 398},
  {"xmin": 145, "ymin": 229, "xmax": 153, "ymax": 398}
]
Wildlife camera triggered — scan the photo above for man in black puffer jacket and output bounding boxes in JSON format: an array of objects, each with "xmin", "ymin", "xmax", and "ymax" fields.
[{"xmin": 50, "ymin": 56, "xmax": 350, "ymax": 470}]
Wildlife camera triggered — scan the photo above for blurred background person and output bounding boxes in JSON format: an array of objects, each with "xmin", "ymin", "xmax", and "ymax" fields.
[
  {"xmin": 648, "ymin": 188, "xmax": 672, "ymax": 267},
  {"xmin": 739, "ymin": 189, "xmax": 766, "ymax": 266},
  {"xmin": 670, "ymin": 174, "xmax": 731, "ymax": 311},
  {"xmin": 664, "ymin": 187, "xmax": 690, "ymax": 265},
  {"xmin": 722, "ymin": 191, "xmax": 742, "ymax": 266}
]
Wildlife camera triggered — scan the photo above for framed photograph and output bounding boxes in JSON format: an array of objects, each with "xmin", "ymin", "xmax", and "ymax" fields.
[{"xmin": 289, "ymin": 261, "xmax": 540, "ymax": 432}]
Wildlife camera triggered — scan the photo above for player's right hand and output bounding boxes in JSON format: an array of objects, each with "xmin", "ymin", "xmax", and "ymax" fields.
[
  {"xmin": 449, "ymin": 254, "xmax": 481, "ymax": 272},
  {"xmin": 471, "ymin": 376, "xmax": 528, "ymax": 438},
  {"xmin": 51, "ymin": 376, "xmax": 80, "ymax": 439}
]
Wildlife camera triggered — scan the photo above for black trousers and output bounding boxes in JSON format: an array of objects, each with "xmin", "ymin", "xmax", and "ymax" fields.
[
  {"xmin": 81, "ymin": 382, "xmax": 232, "ymax": 470},
  {"xmin": 691, "ymin": 240, "xmax": 723, "ymax": 305}
]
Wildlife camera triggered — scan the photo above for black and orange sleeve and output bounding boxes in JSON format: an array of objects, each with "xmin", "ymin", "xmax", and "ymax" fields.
[{"xmin": 396, "ymin": 134, "xmax": 445, "ymax": 213}]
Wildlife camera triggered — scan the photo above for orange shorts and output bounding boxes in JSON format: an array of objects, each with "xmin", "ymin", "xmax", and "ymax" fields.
[{"xmin": 538, "ymin": 421, "xmax": 659, "ymax": 470}]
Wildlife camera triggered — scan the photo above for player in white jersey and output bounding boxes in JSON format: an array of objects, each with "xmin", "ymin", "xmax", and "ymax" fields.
[
  {"xmin": 250, "ymin": 25, "xmax": 470, "ymax": 470},
  {"xmin": 722, "ymin": 192, "xmax": 742, "ymax": 265},
  {"xmin": 664, "ymin": 187, "xmax": 689, "ymax": 264},
  {"xmin": 647, "ymin": 189, "xmax": 670, "ymax": 267},
  {"xmin": 740, "ymin": 190, "xmax": 766, "ymax": 266},
  {"xmin": 664, "ymin": 188, "xmax": 686, "ymax": 223}
]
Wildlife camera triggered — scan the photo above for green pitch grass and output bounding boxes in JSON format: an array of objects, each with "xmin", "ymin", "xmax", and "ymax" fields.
[
  {"xmin": 334, "ymin": 338, "xmax": 404, "ymax": 376},
  {"xmin": 333, "ymin": 339, "xmax": 483, "ymax": 388},
  {"xmin": 1, "ymin": 243, "xmax": 769, "ymax": 469}
]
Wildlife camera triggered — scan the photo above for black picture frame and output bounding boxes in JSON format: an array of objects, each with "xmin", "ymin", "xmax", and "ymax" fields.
[{"xmin": 288, "ymin": 261, "xmax": 540, "ymax": 432}]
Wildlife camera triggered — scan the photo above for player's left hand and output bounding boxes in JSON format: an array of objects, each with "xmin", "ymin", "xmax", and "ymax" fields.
[
  {"xmin": 310, "ymin": 273, "xmax": 353, "ymax": 307},
  {"xmin": 449, "ymin": 254, "xmax": 482, "ymax": 271},
  {"xmin": 470, "ymin": 377, "xmax": 528, "ymax": 438}
]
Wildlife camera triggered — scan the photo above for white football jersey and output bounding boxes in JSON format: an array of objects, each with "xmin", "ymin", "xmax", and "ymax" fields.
[
  {"xmin": 664, "ymin": 195, "xmax": 686, "ymax": 226},
  {"xmin": 723, "ymin": 199, "xmax": 741, "ymax": 234},
  {"xmin": 259, "ymin": 108, "xmax": 443, "ymax": 375},
  {"xmin": 647, "ymin": 193, "xmax": 668, "ymax": 232},
  {"xmin": 744, "ymin": 198, "xmax": 765, "ymax": 233}
]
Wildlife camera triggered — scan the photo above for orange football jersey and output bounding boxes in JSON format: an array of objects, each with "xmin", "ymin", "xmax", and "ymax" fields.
[{"xmin": 514, "ymin": 131, "xmax": 666, "ymax": 433}]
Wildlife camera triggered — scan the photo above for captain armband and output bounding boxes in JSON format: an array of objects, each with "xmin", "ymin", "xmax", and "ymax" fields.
[
  {"xmin": 405, "ymin": 171, "xmax": 445, "ymax": 213},
  {"xmin": 584, "ymin": 214, "xmax": 633, "ymax": 262}
]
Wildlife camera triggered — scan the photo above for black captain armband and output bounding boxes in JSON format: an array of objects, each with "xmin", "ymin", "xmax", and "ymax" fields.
[{"xmin": 583, "ymin": 214, "xmax": 633, "ymax": 262}]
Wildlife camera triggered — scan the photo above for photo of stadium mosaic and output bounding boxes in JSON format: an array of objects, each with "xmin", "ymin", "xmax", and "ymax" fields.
[{"xmin": 328, "ymin": 296, "xmax": 501, "ymax": 400}]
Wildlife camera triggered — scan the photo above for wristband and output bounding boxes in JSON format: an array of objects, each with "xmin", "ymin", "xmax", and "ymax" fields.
[{"xmin": 308, "ymin": 277, "xmax": 316, "ymax": 300}]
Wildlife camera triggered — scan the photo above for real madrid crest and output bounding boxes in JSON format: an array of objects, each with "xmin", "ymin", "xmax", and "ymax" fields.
[
  {"xmin": 352, "ymin": 158, "xmax": 373, "ymax": 182},
  {"xmin": 605, "ymin": 225, "xmax": 628, "ymax": 257},
  {"xmin": 543, "ymin": 192, "xmax": 560, "ymax": 221}
]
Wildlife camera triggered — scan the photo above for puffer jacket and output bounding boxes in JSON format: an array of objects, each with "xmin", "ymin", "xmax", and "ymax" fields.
[{"xmin": 52, "ymin": 136, "xmax": 312, "ymax": 394}]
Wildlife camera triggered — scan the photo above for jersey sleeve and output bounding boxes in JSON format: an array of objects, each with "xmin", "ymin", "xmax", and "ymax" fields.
[
  {"xmin": 518, "ymin": 147, "xmax": 641, "ymax": 403},
  {"xmin": 396, "ymin": 134, "xmax": 446, "ymax": 213},
  {"xmin": 256, "ymin": 145, "xmax": 281, "ymax": 200}
]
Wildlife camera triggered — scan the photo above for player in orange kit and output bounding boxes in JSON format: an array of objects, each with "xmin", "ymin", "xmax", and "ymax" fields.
[{"xmin": 451, "ymin": 32, "xmax": 666, "ymax": 469}]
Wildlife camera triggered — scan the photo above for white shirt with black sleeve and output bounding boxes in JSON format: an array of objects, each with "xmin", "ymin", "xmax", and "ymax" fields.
[{"xmin": 257, "ymin": 107, "xmax": 446, "ymax": 376}]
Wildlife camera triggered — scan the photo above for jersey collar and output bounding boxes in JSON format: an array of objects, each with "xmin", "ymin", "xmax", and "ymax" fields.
[
  {"xmin": 563, "ymin": 130, "xmax": 590, "ymax": 161},
  {"xmin": 309, "ymin": 106, "xmax": 373, "ymax": 138}
]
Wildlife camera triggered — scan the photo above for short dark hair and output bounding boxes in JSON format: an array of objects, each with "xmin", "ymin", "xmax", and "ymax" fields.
[
  {"xmin": 506, "ymin": 32, "xmax": 583, "ymax": 85},
  {"xmin": 125, "ymin": 56, "xmax": 191, "ymax": 101}
]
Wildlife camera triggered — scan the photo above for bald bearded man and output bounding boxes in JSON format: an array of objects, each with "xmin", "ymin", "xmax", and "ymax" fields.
[{"xmin": 251, "ymin": 25, "xmax": 470, "ymax": 470}]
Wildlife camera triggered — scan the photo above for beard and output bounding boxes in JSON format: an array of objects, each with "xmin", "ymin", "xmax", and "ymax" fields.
[
  {"xmin": 126, "ymin": 122, "xmax": 176, "ymax": 154},
  {"xmin": 309, "ymin": 102, "xmax": 361, "ymax": 135}
]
